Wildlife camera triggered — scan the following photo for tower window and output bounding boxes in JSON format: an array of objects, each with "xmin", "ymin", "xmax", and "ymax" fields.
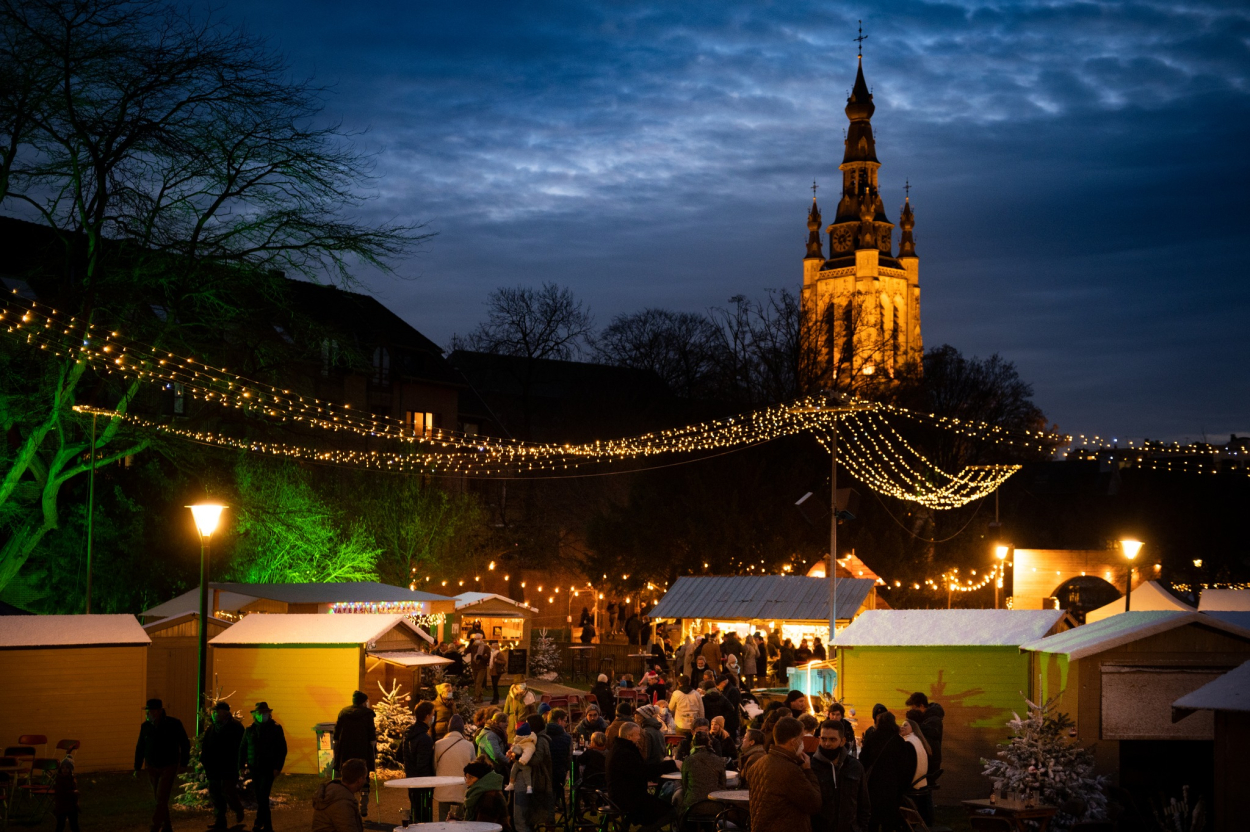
[{"xmin": 372, "ymin": 346, "xmax": 390, "ymax": 386}]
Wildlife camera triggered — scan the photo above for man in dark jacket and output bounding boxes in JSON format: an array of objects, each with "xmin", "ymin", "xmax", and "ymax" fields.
[
  {"xmin": 606, "ymin": 702, "xmax": 635, "ymax": 742},
  {"xmin": 825, "ymin": 703, "xmax": 858, "ymax": 759},
  {"xmin": 200, "ymin": 702, "xmax": 244, "ymax": 829},
  {"xmin": 715, "ymin": 674, "xmax": 742, "ymax": 736},
  {"xmin": 590, "ymin": 675, "xmax": 616, "ymax": 720},
  {"xmin": 544, "ymin": 709, "xmax": 573, "ymax": 799},
  {"xmin": 403, "ymin": 701, "xmax": 436, "ymax": 822},
  {"xmin": 333, "ymin": 691, "xmax": 377, "ymax": 817},
  {"xmin": 810, "ymin": 720, "xmax": 869, "ymax": 832},
  {"xmin": 743, "ymin": 717, "xmax": 821, "ymax": 832},
  {"xmin": 904, "ymin": 693, "xmax": 943, "ymax": 784},
  {"xmin": 239, "ymin": 702, "xmax": 287, "ymax": 832},
  {"xmin": 606, "ymin": 723, "xmax": 677, "ymax": 831},
  {"xmin": 134, "ymin": 698, "xmax": 190, "ymax": 832}
]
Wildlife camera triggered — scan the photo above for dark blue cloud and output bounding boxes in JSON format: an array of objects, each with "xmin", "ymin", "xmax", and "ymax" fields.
[{"xmin": 219, "ymin": 0, "xmax": 1250, "ymax": 441}]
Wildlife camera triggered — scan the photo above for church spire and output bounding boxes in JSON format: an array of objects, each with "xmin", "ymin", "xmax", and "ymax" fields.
[
  {"xmin": 899, "ymin": 184, "xmax": 917, "ymax": 259},
  {"xmin": 806, "ymin": 181, "xmax": 824, "ymax": 260}
]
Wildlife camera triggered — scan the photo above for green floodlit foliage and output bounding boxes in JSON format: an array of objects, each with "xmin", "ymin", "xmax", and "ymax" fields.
[{"xmin": 226, "ymin": 459, "xmax": 380, "ymax": 584}]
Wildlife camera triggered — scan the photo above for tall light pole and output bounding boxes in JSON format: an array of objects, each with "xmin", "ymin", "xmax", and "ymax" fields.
[
  {"xmin": 994, "ymin": 545, "xmax": 1009, "ymax": 610},
  {"xmin": 188, "ymin": 503, "xmax": 226, "ymax": 734},
  {"xmin": 1120, "ymin": 539, "xmax": 1143, "ymax": 611},
  {"xmin": 85, "ymin": 411, "xmax": 97, "ymax": 613}
]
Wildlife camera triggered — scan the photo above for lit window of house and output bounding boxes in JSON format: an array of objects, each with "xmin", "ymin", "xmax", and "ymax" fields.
[{"xmin": 405, "ymin": 411, "xmax": 437, "ymax": 437}]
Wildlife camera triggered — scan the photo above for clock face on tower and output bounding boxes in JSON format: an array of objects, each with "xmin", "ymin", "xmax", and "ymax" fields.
[{"xmin": 831, "ymin": 226, "xmax": 852, "ymax": 252}]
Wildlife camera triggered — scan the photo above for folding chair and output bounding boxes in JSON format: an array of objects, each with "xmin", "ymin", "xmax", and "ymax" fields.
[
  {"xmin": 549, "ymin": 697, "xmax": 570, "ymax": 711},
  {"xmin": 899, "ymin": 805, "xmax": 930, "ymax": 832},
  {"xmin": 0, "ymin": 750, "xmax": 33, "ymax": 788},
  {"xmin": 680, "ymin": 799, "xmax": 723, "ymax": 832},
  {"xmin": 15, "ymin": 758, "xmax": 57, "ymax": 824},
  {"xmin": 54, "ymin": 740, "xmax": 79, "ymax": 761},
  {"xmin": 15, "ymin": 738, "xmax": 45, "ymax": 759},
  {"xmin": 715, "ymin": 804, "xmax": 749, "ymax": 832}
]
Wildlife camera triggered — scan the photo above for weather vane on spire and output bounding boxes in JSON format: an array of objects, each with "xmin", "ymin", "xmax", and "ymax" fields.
[
  {"xmin": 812, "ymin": 179, "xmax": 819, "ymax": 199},
  {"xmin": 904, "ymin": 179, "xmax": 911, "ymax": 200},
  {"xmin": 854, "ymin": 20, "xmax": 868, "ymax": 58}
]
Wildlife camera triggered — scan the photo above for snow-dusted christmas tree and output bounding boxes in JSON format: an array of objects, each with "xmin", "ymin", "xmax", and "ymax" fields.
[
  {"xmin": 530, "ymin": 628, "xmax": 561, "ymax": 681},
  {"xmin": 374, "ymin": 680, "xmax": 414, "ymax": 774},
  {"xmin": 981, "ymin": 694, "xmax": 1107, "ymax": 819}
]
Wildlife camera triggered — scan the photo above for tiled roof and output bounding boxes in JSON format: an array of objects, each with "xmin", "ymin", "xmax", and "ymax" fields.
[{"xmin": 647, "ymin": 576, "xmax": 875, "ymax": 622}]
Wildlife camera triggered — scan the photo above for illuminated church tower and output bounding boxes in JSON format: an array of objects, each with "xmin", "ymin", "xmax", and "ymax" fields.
[{"xmin": 801, "ymin": 54, "xmax": 921, "ymax": 389}]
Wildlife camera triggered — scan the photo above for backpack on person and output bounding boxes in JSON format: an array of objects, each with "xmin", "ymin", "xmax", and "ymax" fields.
[{"xmin": 473, "ymin": 642, "xmax": 490, "ymax": 669}]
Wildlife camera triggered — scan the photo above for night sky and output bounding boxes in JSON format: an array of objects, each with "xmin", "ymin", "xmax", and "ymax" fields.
[{"xmin": 218, "ymin": 1, "xmax": 1249, "ymax": 443}]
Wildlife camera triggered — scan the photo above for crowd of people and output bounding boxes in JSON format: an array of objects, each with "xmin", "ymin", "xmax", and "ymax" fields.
[{"xmin": 124, "ymin": 625, "xmax": 943, "ymax": 832}]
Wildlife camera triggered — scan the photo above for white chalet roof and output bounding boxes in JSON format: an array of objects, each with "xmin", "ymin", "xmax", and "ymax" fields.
[
  {"xmin": 834, "ymin": 609, "xmax": 1067, "ymax": 647},
  {"xmin": 1021, "ymin": 610, "xmax": 1250, "ymax": 659},
  {"xmin": 1084, "ymin": 581, "xmax": 1195, "ymax": 623},
  {"xmin": 455, "ymin": 592, "xmax": 538, "ymax": 613},
  {"xmin": 1172, "ymin": 660, "xmax": 1250, "ymax": 715},
  {"xmin": 367, "ymin": 650, "xmax": 453, "ymax": 667},
  {"xmin": 210, "ymin": 613, "xmax": 421, "ymax": 646},
  {"xmin": 142, "ymin": 581, "xmax": 453, "ymax": 619},
  {"xmin": 1198, "ymin": 589, "xmax": 1250, "ymax": 612},
  {"xmin": 0, "ymin": 614, "xmax": 150, "ymax": 648}
]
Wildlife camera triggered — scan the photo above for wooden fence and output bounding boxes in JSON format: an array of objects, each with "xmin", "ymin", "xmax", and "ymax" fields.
[{"xmin": 550, "ymin": 641, "xmax": 659, "ymax": 682}]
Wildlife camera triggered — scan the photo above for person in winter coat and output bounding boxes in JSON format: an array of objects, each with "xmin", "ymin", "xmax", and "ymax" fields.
[
  {"xmin": 810, "ymin": 720, "xmax": 870, "ymax": 832},
  {"xmin": 858, "ymin": 713, "xmax": 916, "ymax": 832},
  {"xmin": 812, "ymin": 637, "xmax": 827, "ymax": 662},
  {"xmin": 489, "ymin": 643, "xmax": 509, "ymax": 704},
  {"xmin": 434, "ymin": 715, "xmax": 476, "ymax": 819},
  {"xmin": 743, "ymin": 717, "xmax": 822, "ymax": 832},
  {"xmin": 311, "ymin": 758, "xmax": 368, "ymax": 832},
  {"xmin": 737, "ymin": 729, "xmax": 765, "ymax": 779},
  {"xmin": 590, "ymin": 674, "xmax": 616, "ymax": 721},
  {"xmin": 463, "ymin": 760, "xmax": 511, "ymax": 828},
  {"xmin": 404, "ymin": 701, "xmax": 437, "ymax": 822},
  {"xmin": 239, "ymin": 702, "xmax": 287, "ymax": 832},
  {"xmin": 606, "ymin": 702, "xmax": 636, "ymax": 741},
  {"xmin": 795, "ymin": 639, "xmax": 813, "ymax": 665},
  {"xmin": 573, "ymin": 704, "xmax": 608, "ymax": 741},
  {"xmin": 678, "ymin": 731, "xmax": 726, "ymax": 812},
  {"xmin": 860, "ymin": 704, "xmax": 888, "ymax": 751},
  {"xmin": 653, "ymin": 700, "xmax": 677, "ymax": 734},
  {"xmin": 544, "ymin": 709, "xmax": 573, "ymax": 794},
  {"xmin": 469, "ymin": 635, "xmax": 492, "ymax": 701},
  {"xmin": 507, "ymin": 718, "xmax": 553, "ymax": 832},
  {"xmin": 606, "ymin": 724, "xmax": 677, "ymax": 829},
  {"xmin": 503, "ymin": 677, "xmax": 533, "ymax": 742},
  {"xmin": 475, "ymin": 710, "xmax": 510, "ymax": 775},
  {"xmin": 900, "ymin": 718, "xmax": 933, "ymax": 824},
  {"xmin": 668, "ymin": 676, "xmax": 705, "ymax": 733},
  {"xmin": 577, "ymin": 732, "xmax": 608, "ymax": 786},
  {"xmin": 677, "ymin": 637, "xmax": 693, "ymax": 678},
  {"xmin": 904, "ymin": 693, "xmax": 944, "ymax": 784},
  {"xmin": 200, "ymin": 701, "xmax": 244, "ymax": 829},
  {"xmin": 333, "ymin": 691, "xmax": 376, "ymax": 818},
  {"xmin": 701, "ymin": 633, "xmax": 723, "ymax": 672},
  {"xmin": 134, "ymin": 697, "xmax": 191, "ymax": 832},
  {"xmin": 634, "ymin": 705, "xmax": 667, "ymax": 765},
  {"xmin": 717, "ymin": 673, "xmax": 743, "ymax": 736},
  {"xmin": 52, "ymin": 755, "xmax": 79, "ymax": 832},
  {"xmin": 742, "ymin": 636, "xmax": 760, "ymax": 689},
  {"xmin": 433, "ymin": 683, "xmax": 458, "ymax": 741},
  {"xmin": 825, "ymin": 702, "xmax": 858, "ymax": 759}
]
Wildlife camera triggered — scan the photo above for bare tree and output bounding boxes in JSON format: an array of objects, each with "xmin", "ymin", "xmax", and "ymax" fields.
[
  {"xmin": 0, "ymin": 0, "xmax": 424, "ymax": 593},
  {"xmin": 593, "ymin": 308, "xmax": 721, "ymax": 398}
]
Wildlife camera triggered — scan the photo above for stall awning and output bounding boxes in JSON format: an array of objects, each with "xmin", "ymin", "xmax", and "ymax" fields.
[
  {"xmin": 647, "ymin": 576, "xmax": 876, "ymax": 622},
  {"xmin": 367, "ymin": 650, "xmax": 453, "ymax": 667}
]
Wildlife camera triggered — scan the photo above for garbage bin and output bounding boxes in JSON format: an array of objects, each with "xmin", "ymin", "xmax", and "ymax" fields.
[{"xmin": 314, "ymin": 722, "xmax": 336, "ymax": 778}]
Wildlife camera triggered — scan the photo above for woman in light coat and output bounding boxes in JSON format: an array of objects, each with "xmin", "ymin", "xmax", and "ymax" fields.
[
  {"xmin": 433, "ymin": 715, "xmax": 476, "ymax": 819},
  {"xmin": 741, "ymin": 636, "xmax": 759, "ymax": 689}
]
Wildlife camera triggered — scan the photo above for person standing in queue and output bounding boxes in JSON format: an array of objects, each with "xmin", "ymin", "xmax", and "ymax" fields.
[
  {"xmin": 403, "ymin": 701, "xmax": 437, "ymax": 823},
  {"xmin": 239, "ymin": 702, "xmax": 287, "ymax": 832},
  {"xmin": 200, "ymin": 702, "xmax": 244, "ymax": 829},
  {"xmin": 134, "ymin": 698, "xmax": 190, "ymax": 832},
  {"xmin": 333, "ymin": 691, "xmax": 376, "ymax": 819}
]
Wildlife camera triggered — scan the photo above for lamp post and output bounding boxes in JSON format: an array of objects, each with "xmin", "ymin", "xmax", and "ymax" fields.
[
  {"xmin": 188, "ymin": 503, "xmax": 225, "ymax": 734},
  {"xmin": 994, "ymin": 545, "xmax": 1009, "ymax": 609},
  {"xmin": 1120, "ymin": 539, "xmax": 1143, "ymax": 611}
]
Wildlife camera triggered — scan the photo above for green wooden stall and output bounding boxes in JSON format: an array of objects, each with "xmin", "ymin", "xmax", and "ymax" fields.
[{"xmin": 834, "ymin": 609, "xmax": 1071, "ymax": 802}]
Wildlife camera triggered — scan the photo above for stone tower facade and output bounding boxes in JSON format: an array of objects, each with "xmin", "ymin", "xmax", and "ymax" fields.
[{"xmin": 801, "ymin": 56, "xmax": 921, "ymax": 390}]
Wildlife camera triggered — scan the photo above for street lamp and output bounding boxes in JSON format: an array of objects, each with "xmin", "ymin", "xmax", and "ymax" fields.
[
  {"xmin": 188, "ymin": 503, "xmax": 225, "ymax": 734},
  {"xmin": 994, "ymin": 545, "xmax": 1009, "ymax": 610},
  {"xmin": 1120, "ymin": 539, "xmax": 1143, "ymax": 611}
]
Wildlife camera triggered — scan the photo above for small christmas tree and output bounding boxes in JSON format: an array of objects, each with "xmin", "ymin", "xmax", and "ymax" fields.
[
  {"xmin": 530, "ymin": 628, "xmax": 561, "ymax": 681},
  {"xmin": 981, "ymin": 694, "xmax": 1108, "ymax": 819},
  {"xmin": 176, "ymin": 687, "xmax": 238, "ymax": 809},
  {"xmin": 374, "ymin": 680, "xmax": 414, "ymax": 774}
]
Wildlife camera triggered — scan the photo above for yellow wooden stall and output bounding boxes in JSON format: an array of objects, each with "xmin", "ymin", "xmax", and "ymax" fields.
[
  {"xmin": 210, "ymin": 614, "xmax": 430, "ymax": 773},
  {"xmin": 0, "ymin": 615, "xmax": 149, "ymax": 772},
  {"xmin": 144, "ymin": 611, "xmax": 233, "ymax": 727},
  {"xmin": 835, "ymin": 609, "xmax": 1071, "ymax": 802}
]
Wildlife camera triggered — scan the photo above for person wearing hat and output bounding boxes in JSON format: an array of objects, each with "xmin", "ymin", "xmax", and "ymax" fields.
[
  {"xmin": 590, "ymin": 673, "xmax": 615, "ymax": 720},
  {"xmin": 133, "ymin": 697, "xmax": 190, "ymax": 832},
  {"xmin": 462, "ymin": 760, "xmax": 508, "ymax": 826},
  {"xmin": 333, "ymin": 691, "xmax": 376, "ymax": 818},
  {"xmin": 474, "ymin": 711, "xmax": 509, "ymax": 775},
  {"xmin": 573, "ymin": 703, "xmax": 608, "ymax": 742},
  {"xmin": 433, "ymin": 715, "xmax": 475, "ymax": 819},
  {"xmin": 200, "ymin": 701, "xmax": 245, "ymax": 829},
  {"xmin": 239, "ymin": 702, "xmax": 287, "ymax": 832}
]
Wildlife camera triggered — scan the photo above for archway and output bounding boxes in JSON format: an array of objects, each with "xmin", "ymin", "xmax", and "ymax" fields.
[{"xmin": 1050, "ymin": 576, "xmax": 1121, "ymax": 623}]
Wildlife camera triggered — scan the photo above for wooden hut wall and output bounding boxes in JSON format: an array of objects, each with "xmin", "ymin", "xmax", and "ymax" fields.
[
  {"xmin": 840, "ymin": 645, "xmax": 1032, "ymax": 802},
  {"xmin": 0, "ymin": 645, "xmax": 147, "ymax": 772},
  {"xmin": 213, "ymin": 645, "xmax": 361, "ymax": 774},
  {"xmin": 146, "ymin": 617, "xmax": 231, "ymax": 727}
]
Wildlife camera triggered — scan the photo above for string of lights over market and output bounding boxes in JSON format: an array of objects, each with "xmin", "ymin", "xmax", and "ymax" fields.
[{"xmin": 7, "ymin": 291, "xmax": 1196, "ymax": 512}]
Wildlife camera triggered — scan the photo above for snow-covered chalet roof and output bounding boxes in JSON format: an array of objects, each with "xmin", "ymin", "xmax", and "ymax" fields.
[
  {"xmin": 1172, "ymin": 660, "xmax": 1250, "ymax": 716},
  {"xmin": 1198, "ymin": 589, "xmax": 1250, "ymax": 612},
  {"xmin": 1021, "ymin": 610, "xmax": 1250, "ymax": 659},
  {"xmin": 833, "ymin": 609, "xmax": 1068, "ymax": 647},
  {"xmin": 1084, "ymin": 581, "xmax": 1196, "ymax": 623},
  {"xmin": 210, "ymin": 613, "xmax": 421, "ymax": 646},
  {"xmin": 454, "ymin": 592, "xmax": 538, "ymax": 613},
  {"xmin": 0, "ymin": 614, "xmax": 150, "ymax": 648}
]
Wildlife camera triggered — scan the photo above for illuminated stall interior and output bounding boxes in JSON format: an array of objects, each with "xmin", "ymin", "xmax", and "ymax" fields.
[{"xmin": 454, "ymin": 592, "xmax": 537, "ymax": 651}]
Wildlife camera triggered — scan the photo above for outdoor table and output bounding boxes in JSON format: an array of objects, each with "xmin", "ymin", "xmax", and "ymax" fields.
[
  {"xmin": 961, "ymin": 799, "xmax": 1059, "ymax": 832},
  {"xmin": 386, "ymin": 776, "xmax": 467, "ymax": 824},
  {"xmin": 395, "ymin": 819, "xmax": 502, "ymax": 824},
  {"xmin": 709, "ymin": 789, "xmax": 750, "ymax": 804},
  {"xmin": 662, "ymin": 770, "xmax": 738, "ymax": 785},
  {"xmin": 628, "ymin": 652, "xmax": 653, "ymax": 675},
  {"xmin": 569, "ymin": 645, "xmax": 594, "ymax": 681}
]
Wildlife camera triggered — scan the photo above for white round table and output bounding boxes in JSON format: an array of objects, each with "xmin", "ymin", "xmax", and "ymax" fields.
[
  {"xmin": 662, "ymin": 770, "xmax": 738, "ymax": 784},
  {"xmin": 384, "ymin": 776, "xmax": 466, "ymax": 789},
  {"xmin": 395, "ymin": 819, "xmax": 502, "ymax": 824},
  {"xmin": 709, "ymin": 789, "xmax": 750, "ymax": 803}
]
